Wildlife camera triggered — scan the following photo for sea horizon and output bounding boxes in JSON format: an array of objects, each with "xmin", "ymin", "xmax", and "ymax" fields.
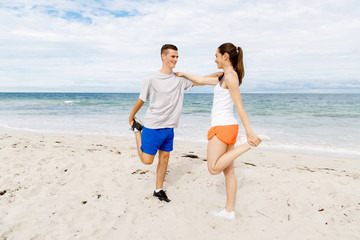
[
  {"xmin": 1, "ymin": 92, "xmax": 359, "ymax": 159},
  {"xmin": 1, "ymin": 91, "xmax": 360, "ymax": 94}
]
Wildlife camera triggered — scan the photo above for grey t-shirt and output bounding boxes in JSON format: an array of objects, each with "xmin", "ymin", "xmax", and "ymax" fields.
[{"xmin": 139, "ymin": 71, "xmax": 193, "ymax": 129}]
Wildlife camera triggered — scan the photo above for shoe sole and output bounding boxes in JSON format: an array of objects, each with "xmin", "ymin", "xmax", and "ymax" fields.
[{"xmin": 153, "ymin": 194, "xmax": 171, "ymax": 202}]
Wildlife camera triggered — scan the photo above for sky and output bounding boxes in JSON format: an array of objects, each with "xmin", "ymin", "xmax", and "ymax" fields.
[{"xmin": 0, "ymin": 0, "xmax": 359, "ymax": 93}]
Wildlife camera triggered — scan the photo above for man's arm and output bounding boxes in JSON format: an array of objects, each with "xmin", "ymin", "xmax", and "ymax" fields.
[{"xmin": 129, "ymin": 98, "xmax": 145, "ymax": 126}]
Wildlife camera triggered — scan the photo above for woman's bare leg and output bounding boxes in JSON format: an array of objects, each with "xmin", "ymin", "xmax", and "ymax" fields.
[
  {"xmin": 207, "ymin": 135, "xmax": 251, "ymax": 175},
  {"xmin": 223, "ymin": 145, "xmax": 237, "ymax": 212}
]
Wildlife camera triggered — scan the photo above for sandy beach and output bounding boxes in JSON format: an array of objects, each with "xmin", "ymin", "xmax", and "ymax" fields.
[{"xmin": 0, "ymin": 130, "xmax": 359, "ymax": 240}]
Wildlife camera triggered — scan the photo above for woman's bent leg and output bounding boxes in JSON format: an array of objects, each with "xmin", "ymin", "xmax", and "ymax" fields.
[
  {"xmin": 207, "ymin": 136, "xmax": 228, "ymax": 175},
  {"xmin": 207, "ymin": 135, "xmax": 251, "ymax": 174}
]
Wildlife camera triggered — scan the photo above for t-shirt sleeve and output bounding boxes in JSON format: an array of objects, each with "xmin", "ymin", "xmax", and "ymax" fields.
[
  {"xmin": 139, "ymin": 77, "xmax": 151, "ymax": 102},
  {"xmin": 182, "ymin": 77, "xmax": 193, "ymax": 91}
]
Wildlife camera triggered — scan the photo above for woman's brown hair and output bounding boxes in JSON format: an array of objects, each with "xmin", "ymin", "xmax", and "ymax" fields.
[{"xmin": 218, "ymin": 43, "xmax": 244, "ymax": 85}]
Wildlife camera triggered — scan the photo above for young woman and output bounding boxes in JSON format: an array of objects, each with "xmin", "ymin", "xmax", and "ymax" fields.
[{"xmin": 176, "ymin": 42, "xmax": 262, "ymax": 219}]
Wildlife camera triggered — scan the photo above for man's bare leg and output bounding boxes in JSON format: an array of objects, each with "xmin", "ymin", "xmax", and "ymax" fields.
[
  {"xmin": 134, "ymin": 131, "xmax": 155, "ymax": 165},
  {"xmin": 156, "ymin": 150, "xmax": 170, "ymax": 190},
  {"xmin": 153, "ymin": 150, "xmax": 171, "ymax": 202}
]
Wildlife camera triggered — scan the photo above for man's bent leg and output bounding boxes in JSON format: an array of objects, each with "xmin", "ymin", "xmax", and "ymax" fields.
[
  {"xmin": 156, "ymin": 150, "xmax": 170, "ymax": 190},
  {"xmin": 135, "ymin": 132, "xmax": 155, "ymax": 165}
]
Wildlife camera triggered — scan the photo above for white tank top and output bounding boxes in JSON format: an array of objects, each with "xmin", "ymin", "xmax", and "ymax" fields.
[{"xmin": 210, "ymin": 71, "xmax": 238, "ymax": 127}]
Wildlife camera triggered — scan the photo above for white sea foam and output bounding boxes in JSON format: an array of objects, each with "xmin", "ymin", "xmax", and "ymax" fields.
[
  {"xmin": 61, "ymin": 100, "xmax": 76, "ymax": 105},
  {"xmin": 175, "ymin": 134, "xmax": 360, "ymax": 159},
  {"xmin": 261, "ymin": 142, "xmax": 360, "ymax": 159}
]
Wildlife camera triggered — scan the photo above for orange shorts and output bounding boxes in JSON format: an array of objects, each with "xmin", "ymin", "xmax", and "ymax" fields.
[{"xmin": 207, "ymin": 124, "xmax": 239, "ymax": 145}]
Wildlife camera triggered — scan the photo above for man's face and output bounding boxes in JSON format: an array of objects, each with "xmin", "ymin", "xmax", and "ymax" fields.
[{"xmin": 162, "ymin": 49, "xmax": 179, "ymax": 69}]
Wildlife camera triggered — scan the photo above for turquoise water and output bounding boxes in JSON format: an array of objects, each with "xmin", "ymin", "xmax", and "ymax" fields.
[{"xmin": 0, "ymin": 92, "xmax": 359, "ymax": 158}]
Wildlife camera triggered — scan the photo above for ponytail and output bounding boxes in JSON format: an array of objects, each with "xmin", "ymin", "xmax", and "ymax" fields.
[{"xmin": 235, "ymin": 46, "xmax": 244, "ymax": 86}]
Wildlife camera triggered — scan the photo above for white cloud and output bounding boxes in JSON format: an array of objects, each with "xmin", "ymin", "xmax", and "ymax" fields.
[{"xmin": 0, "ymin": 0, "xmax": 359, "ymax": 92}]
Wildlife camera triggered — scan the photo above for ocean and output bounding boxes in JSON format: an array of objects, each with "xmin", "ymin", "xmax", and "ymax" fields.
[{"xmin": 0, "ymin": 92, "xmax": 359, "ymax": 159}]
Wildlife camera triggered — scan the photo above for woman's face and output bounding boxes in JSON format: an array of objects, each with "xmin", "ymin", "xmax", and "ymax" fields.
[{"xmin": 215, "ymin": 49, "xmax": 224, "ymax": 69}]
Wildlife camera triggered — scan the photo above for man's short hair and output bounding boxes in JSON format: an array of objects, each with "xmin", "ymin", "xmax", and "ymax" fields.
[{"xmin": 161, "ymin": 44, "xmax": 178, "ymax": 55}]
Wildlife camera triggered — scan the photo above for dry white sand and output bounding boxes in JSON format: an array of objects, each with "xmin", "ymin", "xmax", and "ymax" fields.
[{"xmin": 0, "ymin": 130, "xmax": 359, "ymax": 240}]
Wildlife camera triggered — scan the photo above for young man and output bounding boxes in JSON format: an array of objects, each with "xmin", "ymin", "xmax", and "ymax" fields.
[{"xmin": 129, "ymin": 44, "xmax": 193, "ymax": 202}]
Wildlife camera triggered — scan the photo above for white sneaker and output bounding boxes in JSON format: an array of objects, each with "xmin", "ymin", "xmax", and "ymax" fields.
[
  {"xmin": 258, "ymin": 134, "xmax": 270, "ymax": 141},
  {"xmin": 212, "ymin": 209, "xmax": 235, "ymax": 219}
]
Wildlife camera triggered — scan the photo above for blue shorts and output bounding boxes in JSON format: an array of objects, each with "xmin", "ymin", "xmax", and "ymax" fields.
[{"xmin": 141, "ymin": 127, "xmax": 174, "ymax": 155}]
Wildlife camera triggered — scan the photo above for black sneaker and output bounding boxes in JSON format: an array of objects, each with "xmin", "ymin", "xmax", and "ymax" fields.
[
  {"xmin": 153, "ymin": 190, "xmax": 171, "ymax": 202},
  {"xmin": 131, "ymin": 117, "xmax": 143, "ymax": 132}
]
